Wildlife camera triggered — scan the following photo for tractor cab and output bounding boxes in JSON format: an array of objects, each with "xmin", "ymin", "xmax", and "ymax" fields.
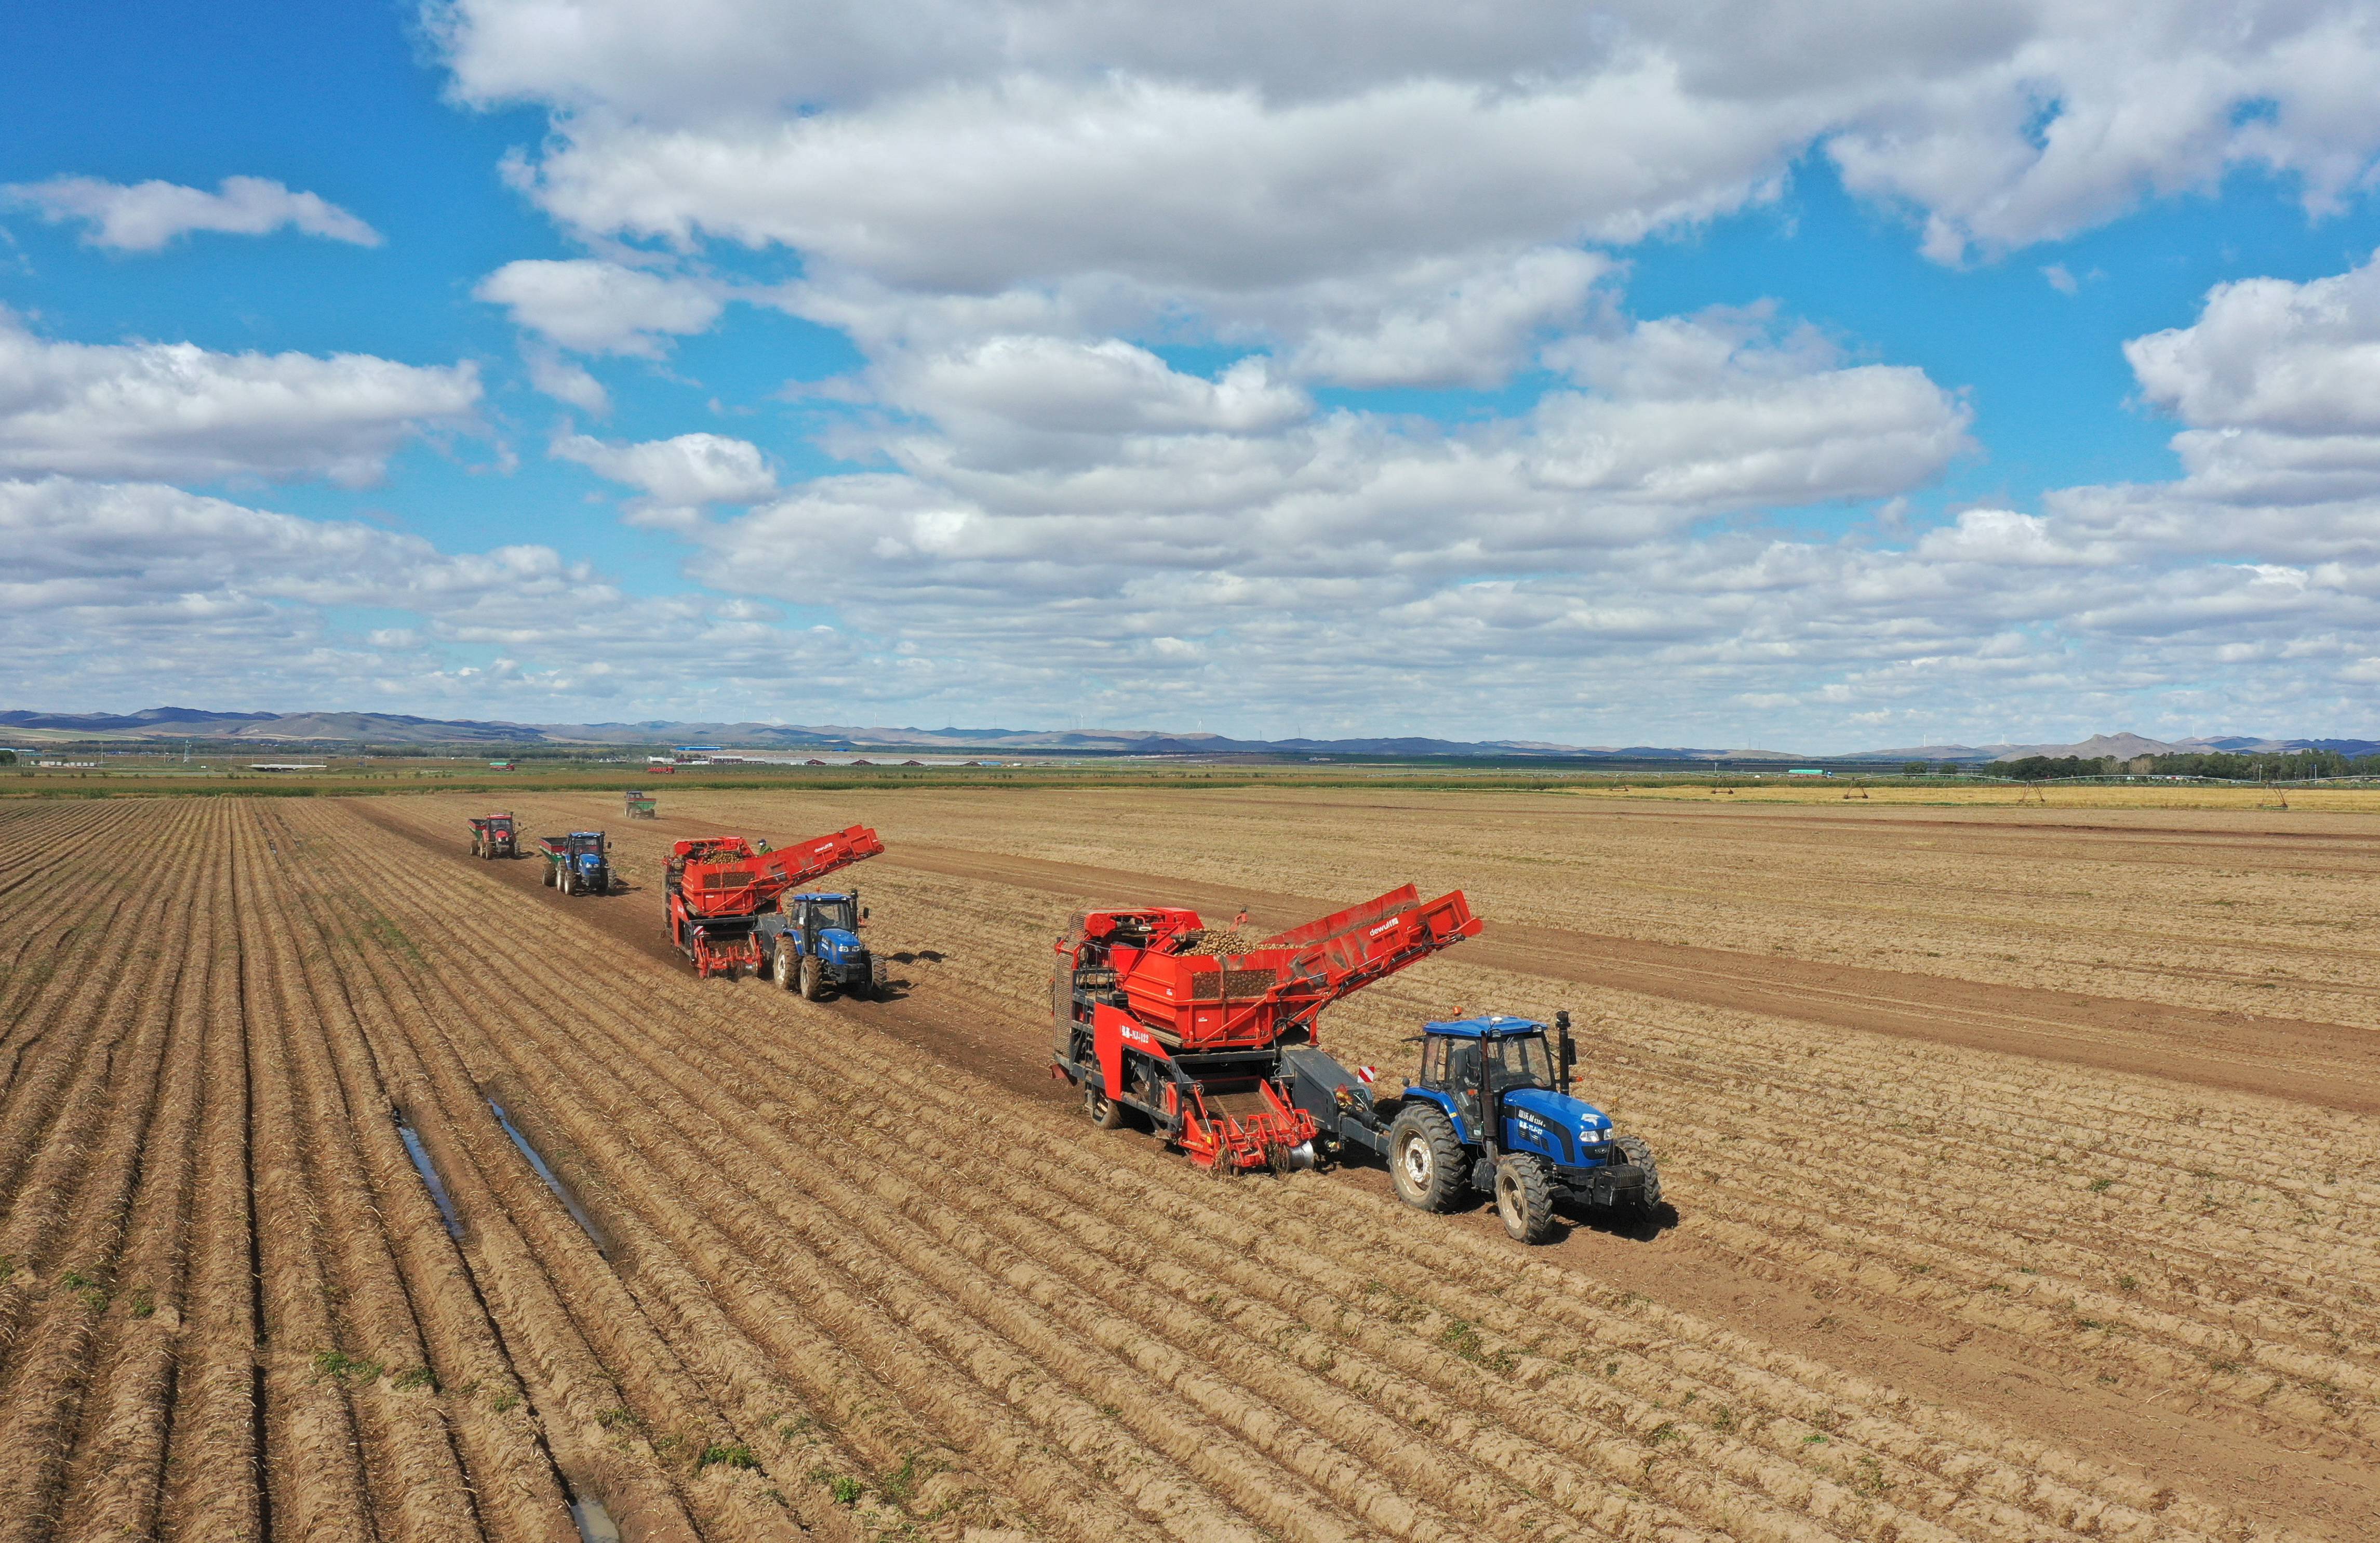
[
  {"xmin": 784, "ymin": 890, "xmax": 864, "ymax": 942},
  {"xmin": 1407, "ymin": 1015, "xmax": 1615, "ymax": 1168}
]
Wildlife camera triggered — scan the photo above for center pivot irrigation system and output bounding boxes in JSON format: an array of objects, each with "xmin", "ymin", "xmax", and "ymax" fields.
[
  {"xmin": 1052, "ymin": 885, "xmax": 1661, "ymax": 1241},
  {"xmin": 664, "ymin": 824, "xmax": 885, "ymax": 980}
]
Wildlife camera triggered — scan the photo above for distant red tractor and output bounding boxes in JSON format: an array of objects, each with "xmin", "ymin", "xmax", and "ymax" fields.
[
  {"xmin": 467, "ymin": 812, "xmax": 517, "ymax": 859},
  {"xmin": 1052, "ymin": 885, "xmax": 1481, "ymax": 1171}
]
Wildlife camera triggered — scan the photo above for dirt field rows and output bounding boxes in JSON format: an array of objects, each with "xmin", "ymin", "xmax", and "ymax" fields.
[{"xmin": 3, "ymin": 790, "xmax": 2375, "ymax": 1540}]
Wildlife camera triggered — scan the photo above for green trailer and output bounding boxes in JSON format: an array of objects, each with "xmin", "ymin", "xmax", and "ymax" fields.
[{"xmin": 625, "ymin": 790, "xmax": 657, "ymax": 819}]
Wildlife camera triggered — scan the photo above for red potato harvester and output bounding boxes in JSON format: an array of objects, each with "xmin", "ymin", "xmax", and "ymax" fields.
[
  {"xmin": 1052, "ymin": 885, "xmax": 1481, "ymax": 1172},
  {"xmin": 664, "ymin": 824, "xmax": 884, "ymax": 979}
]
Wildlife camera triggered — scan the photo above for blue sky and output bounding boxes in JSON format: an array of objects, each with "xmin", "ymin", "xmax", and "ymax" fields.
[{"xmin": 6, "ymin": 2, "xmax": 2380, "ymax": 749}]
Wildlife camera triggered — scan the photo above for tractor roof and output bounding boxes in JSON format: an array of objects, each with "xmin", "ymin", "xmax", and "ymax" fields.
[{"xmin": 1423, "ymin": 1014, "xmax": 1546, "ymax": 1039}]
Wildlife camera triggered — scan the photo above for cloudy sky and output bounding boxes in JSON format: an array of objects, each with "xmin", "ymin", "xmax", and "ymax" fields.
[{"xmin": 6, "ymin": 2, "xmax": 2380, "ymax": 748}]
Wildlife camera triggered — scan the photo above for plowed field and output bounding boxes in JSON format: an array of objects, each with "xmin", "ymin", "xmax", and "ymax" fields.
[{"xmin": 3, "ymin": 789, "xmax": 2374, "ymax": 1541}]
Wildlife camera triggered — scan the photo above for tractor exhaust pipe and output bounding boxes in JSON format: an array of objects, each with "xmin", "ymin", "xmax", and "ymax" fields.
[{"xmin": 1556, "ymin": 1009, "xmax": 1575, "ymax": 1094}]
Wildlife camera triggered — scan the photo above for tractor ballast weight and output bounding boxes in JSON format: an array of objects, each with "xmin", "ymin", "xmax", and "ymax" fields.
[
  {"xmin": 1282, "ymin": 1010, "xmax": 1662, "ymax": 1242},
  {"xmin": 537, "ymin": 832, "xmax": 614, "ymax": 895},
  {"xmin": 664, "ymin": 824, "xmax": 884, "ymax": 978},
  {"xmin": 1052, "ymin": 885, "xmax": 1481, "ymax": 1172},
  {"xmin": 469, "ymin": 812, "xmax": 517, "ymax": 859}
]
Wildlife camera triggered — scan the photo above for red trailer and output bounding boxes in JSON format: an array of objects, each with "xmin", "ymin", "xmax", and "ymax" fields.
[
  {"xmin": 467, "ymin": 812, "xmax": 517, "ymax": 859},
  {"xmin": 1052, "ymin": 885, "xmax": 1481, "ymax": 1171},
  {"xmin": 664, "ymin": 824, "xmax": 884, "ymax": 978}
]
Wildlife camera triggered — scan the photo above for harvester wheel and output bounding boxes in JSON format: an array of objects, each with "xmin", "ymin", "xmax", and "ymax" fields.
[
  {"xmin": 1613, "ymin": 1134, "xmax": 1663, "ymax": 1209},
  {"xmin": 798, "ymin": 955, "xmax": 823, "ymax": 1001},
  {"xmin": 1495, "ymin": 1155, "xmax": 1558, "ymax": 1243},
  {"xmin": 1087, "ymin": 1085, "xmax": 1127, "ymax": 1129},
  {"xmin": 543, "ymin": 861, "xmax": 555, "ymax": 888},
  {"xmin": 1386, "ymin": 1107, "xmax": 1464, "ymax": 1212},
  {"xmin": 774, "ymin": 945, "xmax": 797, "ymax": 991}
]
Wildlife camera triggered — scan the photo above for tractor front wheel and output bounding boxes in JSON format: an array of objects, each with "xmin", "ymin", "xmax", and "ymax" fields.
[
  {"xmin": 1495, "ymin": 1155, "xmax": 1558, "ymax": 1243},
  {"xmin": 774, "ymin": 944, "xmax": 797, "ymax": 991},
  {"xmin": 798, "ymin": 955, "xmax": 823, "ymax": 1001},
  {"xmin": 1386, "ymin": 1107, "xmax": 1465, "ymax": 1213},
  {"xmin": 1613, "ymin": 1134, "xmax": 1664, "ymax": 1209}
]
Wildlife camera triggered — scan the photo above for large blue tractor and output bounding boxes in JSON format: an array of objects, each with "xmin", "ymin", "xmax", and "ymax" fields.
[
  {"xmin": 759, "ymin": 890, "xmax": 886, "ymax": 1000},
  {"xmin": 1281, "ymin": 1010, "xmax": 1660, "ymax": 1243},
  {"xmin": 536, "ymin": 832, "xmax": 616, "ymax": 896}
]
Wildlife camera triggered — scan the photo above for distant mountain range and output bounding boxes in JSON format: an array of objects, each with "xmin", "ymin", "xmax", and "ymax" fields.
[
  {"xmin": 2, "ymin": 708, "xmax": 2370, "ymax": 763},
  {"xmin": 1858, "ymin": 732, "xmax": 2380, "ymax": 761}
]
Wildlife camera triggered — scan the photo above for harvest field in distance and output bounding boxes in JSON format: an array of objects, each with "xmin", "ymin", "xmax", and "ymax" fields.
[{"xmin": 1, "ymin": 784, "xmax": 2375, "ymax": 1540}]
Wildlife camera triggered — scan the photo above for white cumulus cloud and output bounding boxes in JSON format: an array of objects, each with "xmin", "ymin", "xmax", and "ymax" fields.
[
  {"xmin": 2125, "ymin": 248, "xmax": 2380, "ymax": 435},
  {"xmin": 2, "ymin": 175, "xmax": 381, "ymax": 251},
  {"xmin": 552, "ymin": 429, "xmax": 777, "ymax": 526},
  {"xmin": 524, "ymin": 347, "xmax": 612, "ymax": 414},
  {"xmin": 0, "ymin": 310, "xmax": 479, "ymax": 485},
  {"xmin": 0, "ymin": 475, "xmax": 871, "ymax": 715},
  {"xmin": 449, "ymin": 0, "xmax": 2380, "ymax": 292},
  {"xmin": 474, "ymin": 258, "xmax": 725, "ymax": 355}
]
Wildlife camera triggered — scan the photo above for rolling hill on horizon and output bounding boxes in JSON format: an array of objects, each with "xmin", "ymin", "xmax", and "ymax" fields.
[{"xmin": 4, "ymin": 708, "xmax": 2372, "ymax": 763}]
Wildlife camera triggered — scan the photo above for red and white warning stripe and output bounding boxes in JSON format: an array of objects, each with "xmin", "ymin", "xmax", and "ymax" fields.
[{"xmin": 1355, "ymin": 1065, "xmax": 1376, "ymax": 1084}]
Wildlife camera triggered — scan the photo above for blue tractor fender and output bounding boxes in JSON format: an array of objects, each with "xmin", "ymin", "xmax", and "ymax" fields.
[{"xmin": 1396, "ymin": 1086, "xmax": 1473, "ymax": 1147}]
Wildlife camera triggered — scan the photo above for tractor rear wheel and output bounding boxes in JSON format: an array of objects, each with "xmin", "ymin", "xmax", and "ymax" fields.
[
  {"xmin": 774, "ymin": 945, "xmax": 797, "ymax": 991},
  {"xmin": 798, "ymin": 955, "xmax": 823, "ymax": 1001},
  {"xmin": 1613, "ymin": 1134, "xmax": 1663, "ymax": 1209},
  {"xmin": 1386, "ymin": 1107, "xmax": 1465, "ymax": 1213},
  {"xmin": 1495, "ymin": 1155, "xmax": 1558, "ymax": 1243}
]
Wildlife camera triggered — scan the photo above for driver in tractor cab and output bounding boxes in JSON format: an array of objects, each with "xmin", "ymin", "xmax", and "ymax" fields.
[{"xmin": 1440, "ymin": 1036, "xmax": 1482, "ymax": 1123}]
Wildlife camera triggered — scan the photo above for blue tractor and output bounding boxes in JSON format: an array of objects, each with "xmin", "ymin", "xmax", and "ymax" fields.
[
  {"xmin": 1280, "ymin": 1010, "xmax": 1660, "ymax": 1243},
  {"xmin": 536, "ymin": 832, "xmax": 616, "ymax": 896},
  {"xmin": 759, "ymin": 890, "xmax": 886, "ymax": 1000}
]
